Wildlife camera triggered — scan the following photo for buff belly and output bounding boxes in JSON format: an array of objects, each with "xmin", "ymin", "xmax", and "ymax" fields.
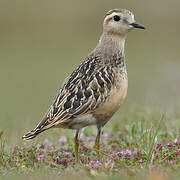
[
  {"xmin": 93, "ymin": 78, "xmax": 128, "ymax": 126},
  {"xmin": 58, "ymin": 78, "xmax": 128, "ymax": 130}
]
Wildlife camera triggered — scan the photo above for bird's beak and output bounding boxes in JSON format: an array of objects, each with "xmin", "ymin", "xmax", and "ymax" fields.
[{"xmin": 130, "ymin": 22, "xmax": 145, "ymax": 29}]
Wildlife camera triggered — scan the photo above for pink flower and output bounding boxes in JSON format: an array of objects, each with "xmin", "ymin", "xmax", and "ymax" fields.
[
  {"xmin": 138, "ymin": 159, "xmax": 143, "ymax": 163},
  {"xmin": 103, "ymin": 132, "xmax": 110, "ymax": 138},
  {"xmin": 56, "ymin": 157, "xmax": 68, "ymax": 167},
  {"xmin": 174, "ymin": 150, "xmax": 180, "ymax": 156},
  {"xmin": 156, "ymin": 143, "xmax": 162, "ymax": 150},
  {"xmin": 44, "ymin": 139, "xmax": 52, "ymax": 146},
  {"xmin": 174, "ymin": 138, "xmax": 178, "ymax": 144},
  {"xmin": 58, "ymin": 136, "xmax": 67, "ymax": 144},
  {"xmin": 37, "ymin": 154, "xmax": 44, "ymax": 161},
  {"xmin": 167, "ymin": 142, "xmax": 172, "ymax": 148},
  {"xmin": 125, "ymin": 149, "xmax": 132, "ymax": 156},
  {"xmin": 90, "ymin": 159, "xmax": 102, "ymax": 168},
  {"xmin": 117, "ymin": 151, "xmax": 125, "ymax": 157},
  {"xmin": 166, "ymin": 160, "xmax": 173, "ymax": 165}
]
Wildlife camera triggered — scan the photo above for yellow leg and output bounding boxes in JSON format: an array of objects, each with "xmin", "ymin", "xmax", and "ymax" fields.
[
  {"xmin": 74, "ymin": 130, "xmax": 79, "ymax": 164},
  {"xmin": 94, "ymin": 128, "xmax": 101, "ymax": 159}
]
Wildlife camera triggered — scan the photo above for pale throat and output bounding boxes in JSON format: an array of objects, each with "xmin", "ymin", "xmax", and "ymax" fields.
[
  {"xmin": 94, "ymin": 32, "xmax": 127, "ymax": 71},
  {"xmin": 98, "ymin": 32, "xmax": 126, "ymax": 54}
]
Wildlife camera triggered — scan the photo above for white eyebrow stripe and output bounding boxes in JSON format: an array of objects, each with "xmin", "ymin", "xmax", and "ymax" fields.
[
  {"xmin": 105, "ymin": 12, "xmax": 123, "ymax": 20},
  {"xmin": 105, "ymin": 10, "xmax": 134, "ymax": 23}
]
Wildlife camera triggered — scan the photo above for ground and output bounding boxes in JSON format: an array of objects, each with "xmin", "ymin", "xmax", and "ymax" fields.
[{"xmin": 1, "ymin": 107, "xmax": 180, "ymax": 180}]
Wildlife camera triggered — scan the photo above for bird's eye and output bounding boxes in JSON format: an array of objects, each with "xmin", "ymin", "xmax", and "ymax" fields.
[{"xmin": 113, "ymin": 15, "xmax": 121, "ymax": 22}]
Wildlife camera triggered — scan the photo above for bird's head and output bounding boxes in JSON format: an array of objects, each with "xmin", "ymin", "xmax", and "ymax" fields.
[{"xmin": 103, "ymin": 9, "xmax": 145, "ymax": 37}]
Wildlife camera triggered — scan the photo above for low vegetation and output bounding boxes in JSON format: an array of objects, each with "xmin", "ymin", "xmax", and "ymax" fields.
[{"xmin": 1, "ymin": 110, "xmax": 180, "ymax": 180}]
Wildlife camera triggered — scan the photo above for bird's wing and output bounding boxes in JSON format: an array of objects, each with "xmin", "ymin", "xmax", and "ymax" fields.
[{"xmin": 35, "ymin": 54, "xmax": 115, "ymax": 131}]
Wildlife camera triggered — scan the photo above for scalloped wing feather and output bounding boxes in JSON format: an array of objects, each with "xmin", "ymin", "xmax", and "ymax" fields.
[{"xmin": 35, "ymin": 55, "xmax": 116, "ymax": 131}]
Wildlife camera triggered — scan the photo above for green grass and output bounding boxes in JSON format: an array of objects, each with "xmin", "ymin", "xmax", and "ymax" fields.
[{"xmin": 1, "ymin": 109, "xmax": 180, "ymax": 180}]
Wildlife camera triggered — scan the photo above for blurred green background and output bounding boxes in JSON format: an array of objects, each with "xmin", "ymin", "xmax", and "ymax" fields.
[{"xmin": 0, "ymin": 0, "xmax": 180, "ymax": 144}]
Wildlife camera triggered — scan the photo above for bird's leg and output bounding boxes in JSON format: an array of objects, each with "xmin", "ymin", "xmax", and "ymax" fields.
[
  {"xmin": 74, "ymin": 130, "xmax": 79, "ymax": 164},
  {"xmin": 94, "ymin": 127, "xmax": 102, "ymax": 159}
]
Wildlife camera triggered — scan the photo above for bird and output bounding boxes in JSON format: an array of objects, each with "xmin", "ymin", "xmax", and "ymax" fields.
[{"xmin": 22, "ymin": 9, "xmax": 145, "ymax": 164}]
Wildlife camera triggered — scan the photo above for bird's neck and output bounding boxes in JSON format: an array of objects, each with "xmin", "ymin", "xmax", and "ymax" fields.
[
  {"xmin": 94, "ymin": 32, "xmax": 127, "ymax": 70},
  {"xmin": 98, "ymin": 32, "xmax": 126, "ymax": 54}
]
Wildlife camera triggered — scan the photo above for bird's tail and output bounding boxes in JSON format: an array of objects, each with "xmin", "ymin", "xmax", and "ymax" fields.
[
  {"xmin": 22, "ymin": 128, "xmax": 44, "ymax": 140},
  {"xmin": 22, "ymin": 115, "xmax": 51, "ymax": 140}
]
